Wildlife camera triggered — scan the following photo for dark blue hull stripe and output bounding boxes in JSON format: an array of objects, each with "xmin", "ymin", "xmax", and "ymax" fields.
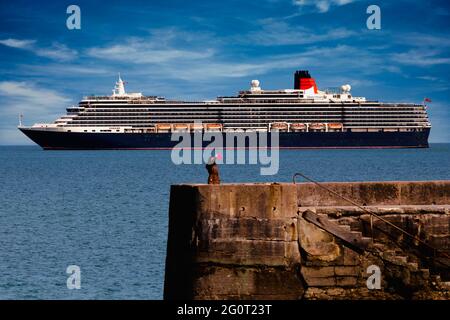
[{"xmin": 19, "ymin": 129, "xmax": 430, "ymax": 150}]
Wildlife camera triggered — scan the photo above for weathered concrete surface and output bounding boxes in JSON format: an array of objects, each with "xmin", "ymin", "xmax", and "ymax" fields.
[
  {"xmin": 296, "ymin": 180, "xmax": 450, "ymax": 207},
  {"xmin": 164, "ymin": 181, "xmax": 450, "ymax": 300}
]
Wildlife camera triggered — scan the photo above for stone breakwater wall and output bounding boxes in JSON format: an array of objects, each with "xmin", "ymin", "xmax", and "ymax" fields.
[{"xmin": 164, "ymin": 181, "xmax": 450, "ymax": 300}]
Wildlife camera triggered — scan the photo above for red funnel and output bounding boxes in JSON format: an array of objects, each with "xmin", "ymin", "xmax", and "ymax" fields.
[{"xmin": 294, "ymin": 70, "xmax": 318, "ymax": 93}]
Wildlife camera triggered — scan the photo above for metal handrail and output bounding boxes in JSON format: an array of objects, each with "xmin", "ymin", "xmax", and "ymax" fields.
[{"xmin": 292, "ymin": 172, "xmax": 450, "ymax": 263}]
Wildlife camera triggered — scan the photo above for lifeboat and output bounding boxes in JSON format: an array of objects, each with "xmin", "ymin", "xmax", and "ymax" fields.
[
  {"xmin": 191, "ymin": 123, "xmax": 204, "ymax": 132},
  {"xmin": 290, "ymin": 123, "xmax": 307, "ymax": 131},
  {"xmin": 155, "ymin": 123, "xmax": 171, "ymax": 132},
  {"xmin": 309, "ymin": 123, "xmax": 325, "ymax": 131},
  {"xmin": 270, "ymin": 122, "xmax": 289, "ymax": 131},
  {"xmin": 328, "ymin": 123, "xmax": 343, "ymax": 130},
  {"xmin": 173, "ymin": 124, "xmax": 189, "ymax": 131},
  {"xmin": 206, "ymin": 123, "xmax": 223, "ymax": 131}
]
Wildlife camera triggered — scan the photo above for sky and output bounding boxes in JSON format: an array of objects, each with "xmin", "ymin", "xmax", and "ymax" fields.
[{"xmin": 0, "ymin": 0, "xmax": 449, "ymax": 144}]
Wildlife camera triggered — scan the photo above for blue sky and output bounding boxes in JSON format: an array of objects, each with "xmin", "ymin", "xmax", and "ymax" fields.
[{"xmin": 0, "ymin": 0, "xmax": 449, "ymax": 144}]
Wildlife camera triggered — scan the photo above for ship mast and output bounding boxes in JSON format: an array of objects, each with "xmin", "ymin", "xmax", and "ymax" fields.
[{"xmin": 112, "ymin": 73, "xmax": 126, "ymax": 96}]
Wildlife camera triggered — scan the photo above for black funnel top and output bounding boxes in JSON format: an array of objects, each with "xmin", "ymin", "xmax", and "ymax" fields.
[
  {"xmin": 295, "ymin": 70, "xmax": 311, "ymax": 78},
  {"xmin": 294, "ymin": 70, "xmax": 311, "ymax": 89}
]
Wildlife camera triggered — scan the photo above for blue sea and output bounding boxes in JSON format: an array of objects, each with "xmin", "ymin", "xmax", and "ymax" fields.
[{"xmin": 0, "ymin": 144, "xmax": 449, "ymax": 299}]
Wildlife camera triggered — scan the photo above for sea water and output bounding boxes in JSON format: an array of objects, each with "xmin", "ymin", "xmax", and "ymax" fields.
[{"xmin": 0, "ymin": 144, "xmax": 449, "ymax": 299}]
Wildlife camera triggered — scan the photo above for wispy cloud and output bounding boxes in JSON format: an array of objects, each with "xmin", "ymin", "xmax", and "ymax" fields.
[
  {"xmin": 246, "ymin": 20, "xmax": 356, "ymax": 45},
  {"xmin": 87, "ymin": 41, "xmax": 213, "ymax": 64},
  {"xmin": 149, "ymin": 44, "xmax": 397, "ymax": 82},
  {"xmin": 21, "ymin": 64, "xmax": 112, "ymax": 76},
  {"xmin": 417, "ymin": 76, "xmax": 439, "ymax": 81},
  {"xmin": 0, "ymin": 38, "xmax": 77, "ymax": 61},
  {"xmin": 34, "ymin": 44, "xmax": 78, "ymax": 61},
  {"xmin": 0, "ymin": 81, "xmax": 71, "ymax": 116},
  {"xmin": 0, "ymin": 38, "xmax": 36, "ymax": 49},
  {"xmin": 391, "ymin": 49, "xmax": 450, "ymax": 66},
  {"xmin": 394, "ymin": 33, "xmax": 450, "ymax": 48},
  {"xmin": 81, "ymin": 26, "xmax": 372, "ymax": 82},
  {"xmin": 293, "ymin": 0, "xmax": 356, "ymax": 13},
  {"xmin": 86, "ymin": 29, "xmax": 215, "ymax": 64}
]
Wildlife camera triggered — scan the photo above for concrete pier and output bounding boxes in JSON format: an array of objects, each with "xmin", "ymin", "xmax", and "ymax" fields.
[{"xmin": 164, "ymin": 181, "xmax": 450, "ymax": 300}]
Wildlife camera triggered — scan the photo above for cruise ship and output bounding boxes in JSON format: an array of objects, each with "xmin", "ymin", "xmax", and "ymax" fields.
[{"xmin": 19, "ymin": 70, "xmax": 431, "ymax": 149}]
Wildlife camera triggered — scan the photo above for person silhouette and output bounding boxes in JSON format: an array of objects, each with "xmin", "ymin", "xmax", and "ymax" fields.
[{"xmin": 206, "ymin": 156, "xmax": 220, "ymax": 184}]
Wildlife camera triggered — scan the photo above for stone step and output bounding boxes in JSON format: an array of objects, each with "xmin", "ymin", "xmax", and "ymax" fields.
[
  {"xmin": 430, "ymin": 274, "xmax": 450, "ymax": 287},
  {"xmin": 407, "ymin": 262, "xmax": 419, "ymax": 271},
  {"xmin": 360, "ymin": 237, "xmax": 372, "ymax": 247},
  {"xmin": 440, "ymin": 281, "xmax": 450, "ymax": 290},
  {"xmin": 419, "ymin": 269, "xmax": 430, "ymax": 279},
  {"xmin": 367, "ymin": 243, "xmax": 423, "ymax": 270},
  {"xmin": 321, "ymin": 214, "xmax": 446, "ymax": 287},
  {"xmin": 388, "ymin": 255, "xmax": 408, "ymax": 265},
  {"xmin": 371, "ymin": 242, "xmax": 384, "ymax": 248},
  {"xmin": 338, "ymin": 224, "xmax": 352, "ymax": 232},
  {"xmin": 303, "ymin": 210, "xmax": 369, "ymax": 252},
  {"xmin": 406, "ymin": 254, "xmax": 419, "ymax": 262},
  {"xmin": 383, "ymin": 250, "xmax": 396, "ymax": 257},
  {"xmin": 350, "ymin": 231, "xmax": 363, "ymax": 238},
  {"xmin": 370, "ymin": 242, "xmax": 385, "ymax": 252},
  {"xmin": 327, "ymin": 219, "xmax": 353, "ymax": 231},
  {"xmin": 348, "ymin": 231, "xmax": 372, "ymax": 247},
  {"xmin": 431, "ymin": 275, "xmax": 441, "ymax": 283}
]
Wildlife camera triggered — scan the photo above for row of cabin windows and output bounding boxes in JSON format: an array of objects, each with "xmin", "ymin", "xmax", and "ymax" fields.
[
  {"xmin": 67, "ymin": 117, "xmax": 428, "ymax": 124},
  {"xmin": 78, "ymin": 112, "xmax": 427, "ymax": 118},
  {"xmin": 72, "ymin": 114, "xmax": 427, "ymax": 120},
  {"xmin": 66, "ymin": 128, "xmax": 424, "ymax": 133},
  {"xmin": 76, "ymin": 111, "xmax": 427, "ymax": 117},
  {"xmin": 81, "ymin": 105, "xmax": 424, "ymax": 111},
  {"xmin": 67, "ymin": 129, "xmax": 121, "ymax": 132},
  {"xmin": 80, "ymin": 106, "xmax": 426, "ymax": 111}
]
